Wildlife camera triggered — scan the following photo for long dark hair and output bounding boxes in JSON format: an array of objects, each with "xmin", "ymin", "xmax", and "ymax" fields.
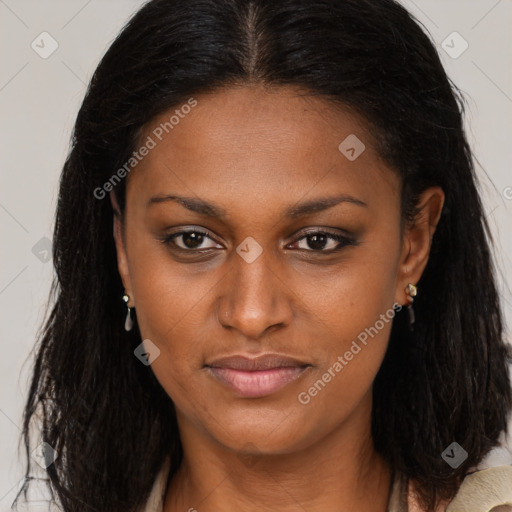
[{"xmin": 14, "ymin": 0, "xmax": 511, "ymax": 511}]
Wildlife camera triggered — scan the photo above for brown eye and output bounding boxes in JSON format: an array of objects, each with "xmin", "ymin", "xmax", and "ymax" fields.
[
  {"xmin": 163, "ymin": 230, "xmax": 222, "ymax": 251},
  {"xmin": 288, "ymin": 231, "xmax": 356, "ymax": 252}
]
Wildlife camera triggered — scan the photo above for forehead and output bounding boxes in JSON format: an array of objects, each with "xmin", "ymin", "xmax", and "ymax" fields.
[{"xmin": 127, "ymin": 84, "xmax": 399, "ymax": 214}]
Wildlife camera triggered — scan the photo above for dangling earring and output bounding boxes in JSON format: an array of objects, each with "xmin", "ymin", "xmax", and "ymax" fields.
[
  {"xmin": 405, "ymin": 283, "xmax": 417, "ymax": 331},
  {"xmin": 122, "ymin": 292, "xmax": 134, "ymax": 331}
]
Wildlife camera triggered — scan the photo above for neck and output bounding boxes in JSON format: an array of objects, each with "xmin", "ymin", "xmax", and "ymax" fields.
[{"xmin": 164, "ymin": 393, "xmax": 392, "ymax": 512}]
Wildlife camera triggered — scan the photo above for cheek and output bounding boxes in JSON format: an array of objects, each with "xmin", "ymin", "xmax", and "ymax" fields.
[
  {"xmin": 126, "ymin": 220, "xmax": 216, "ymax": 334},
  {"xmin": 125, "ymin": 239, "xmax": 195, "ymax": 350},
  {"xmin": 125, "ymin": 233, "xmax": 231, "ymax": 409},
  {"xmin": 302, "ymin": 234, "xmax": 400, "ymax": 349},
  {"xmin": 294, "ymin": 230, "xmax": 401, "ymax": 404},
  {"xmin": 130, "ymin": 272, "xmax": 209, "ymax": 415},
  {"xmin": 295, "ymin": 288, "xmax": 397, "ymax": 433}
]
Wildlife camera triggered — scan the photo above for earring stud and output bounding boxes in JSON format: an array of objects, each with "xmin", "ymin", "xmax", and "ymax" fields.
[{"xmin": 406, "ymin": 283, "xmax": 417, "ymax": 299}]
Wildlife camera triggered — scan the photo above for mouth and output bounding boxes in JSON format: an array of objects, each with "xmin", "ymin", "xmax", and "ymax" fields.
[{"xmin": 205, "ymin": 354, "xmax": 312, "ymax": 398}]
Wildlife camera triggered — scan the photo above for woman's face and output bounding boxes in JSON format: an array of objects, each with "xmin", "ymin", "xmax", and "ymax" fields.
[{"xmin": 113, "ymin": 85, "xmax": 442, "ymax": 455}]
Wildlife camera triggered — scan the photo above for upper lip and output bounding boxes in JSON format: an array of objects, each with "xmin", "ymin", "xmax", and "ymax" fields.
[{"xmin": 206, "ymin": 353, "xmax": 310, "ymax": 371}]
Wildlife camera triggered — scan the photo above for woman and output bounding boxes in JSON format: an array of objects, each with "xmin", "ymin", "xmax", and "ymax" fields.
[{"xmin": 14, "ymin": 0, "xmax": 512, "ymax": 511}]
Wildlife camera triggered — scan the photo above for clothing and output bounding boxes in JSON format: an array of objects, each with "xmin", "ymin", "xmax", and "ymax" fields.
[
  {"xmin": 143, "ymin": 426, "xmax": 512, "ymax": 512},
  {"xmin": 387, "ymin": 466, "xmax": 512, "ymax": 512},
  {"xmin": 141, "ymin": 456, "xmax": 512, "ymax": 512}
]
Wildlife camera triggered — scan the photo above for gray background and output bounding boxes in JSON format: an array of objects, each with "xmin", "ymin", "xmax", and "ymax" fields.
[{"xmin": 1, "ymin": 0, "xmax": 511, "ymax": 507}]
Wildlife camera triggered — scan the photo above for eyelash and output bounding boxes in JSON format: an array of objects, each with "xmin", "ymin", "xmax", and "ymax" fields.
[{"xmin": 160, "ymin": 228, "xmax": 356, "ymax": 254}]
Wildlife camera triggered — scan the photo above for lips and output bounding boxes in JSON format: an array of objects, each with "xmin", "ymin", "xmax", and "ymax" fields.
[
  {"xmin": 207, "ymin": 354, "xmax": 309, "ymax": 371},
  {"xmin": 205, "ymin": 354, "xmax": 311, "ymax": 398}
]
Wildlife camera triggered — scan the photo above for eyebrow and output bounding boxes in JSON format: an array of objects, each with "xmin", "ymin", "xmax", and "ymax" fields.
[{"xmin": 146, "ymin": 193, "xmax": 367, "ymax": 218}]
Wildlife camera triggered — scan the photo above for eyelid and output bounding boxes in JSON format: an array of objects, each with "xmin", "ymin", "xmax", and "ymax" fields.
[
  {"xmin": 285, "ymin": 228, "xmax": 356, "ymax": 252},
  {"xmin": 161, "ymin": 227, "xmax": 222, "ymax": 251},
  {"xmin": 288, "ymin": 227, "xmax": 353, "ymax": 240}
]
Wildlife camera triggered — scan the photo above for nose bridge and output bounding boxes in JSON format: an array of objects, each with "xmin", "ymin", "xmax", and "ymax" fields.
[{"xmin": 218, "ymin": 245, "xmax": 291, "ymax": 338}]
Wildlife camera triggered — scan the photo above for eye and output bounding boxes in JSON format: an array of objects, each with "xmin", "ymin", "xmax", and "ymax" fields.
[
  {"xmin": 160, "ymin": 228, "xmax": 356, "ymax": 254},
  {"xmin": 162, "ymin": 229, "xmax": 223, "ymax": 251},
  {"xmin": 287, "ymin": 230, "xmax": 356, "ymax": 252}
]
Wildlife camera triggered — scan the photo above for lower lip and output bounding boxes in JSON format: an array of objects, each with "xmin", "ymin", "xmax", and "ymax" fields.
[{"xmin": 207, "ymin": 366, "xmax": 309, "ymax": 398}]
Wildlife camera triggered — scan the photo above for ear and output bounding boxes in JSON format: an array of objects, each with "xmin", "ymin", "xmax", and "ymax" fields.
[
  {"xmin": 394, "ymin": 186, "xmax": 445, "ymax": 306},
  {"xmin": 110, "ymin": 191, "xmax": 134, "ymax": 306}
]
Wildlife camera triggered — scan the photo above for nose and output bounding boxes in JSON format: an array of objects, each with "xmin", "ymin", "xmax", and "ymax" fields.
[{"xmin": 216, "ymin": 248, "xmax": 293, "ymax": 340}]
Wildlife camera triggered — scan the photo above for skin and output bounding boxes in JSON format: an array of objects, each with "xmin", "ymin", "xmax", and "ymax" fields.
[{"xmin": 111, "ymin": 84, "xmax": 444, "ymax": 511}]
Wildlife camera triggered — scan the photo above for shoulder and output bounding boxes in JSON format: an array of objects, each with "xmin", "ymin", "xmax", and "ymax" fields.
[
  {"xmin": 444, "ymin": 433, "xmax": 512, "ymax": 512},
  {"xmin": 403, "ymin": 428, "xmax": 512, "ymax": 512},
  {"xmin": 402, "ymin": 466, "xmax": 512, "ymax": 512},
  {"xmin": 444, "ymin": 465, "xmax": 512, "ymax": 512}
]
